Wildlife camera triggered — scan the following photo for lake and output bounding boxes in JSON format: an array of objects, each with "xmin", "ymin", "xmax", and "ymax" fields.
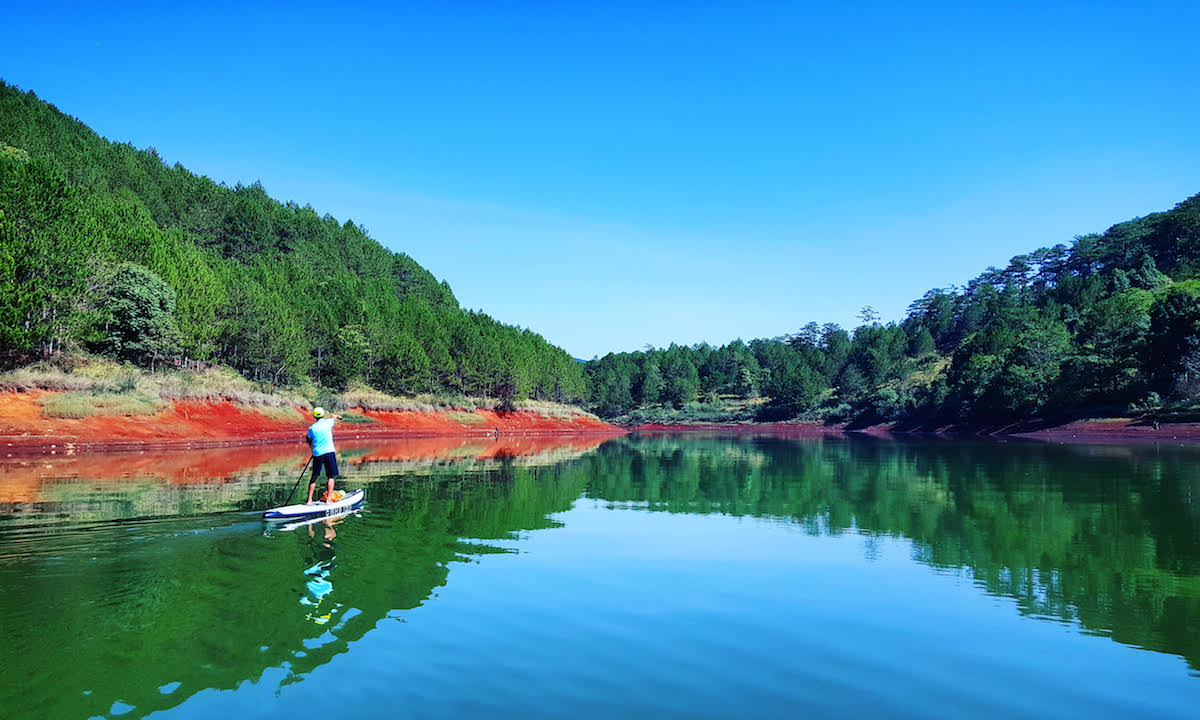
[{"xmin": 1, "ymin": 433, "xmax": 1198, "ymax": 719}]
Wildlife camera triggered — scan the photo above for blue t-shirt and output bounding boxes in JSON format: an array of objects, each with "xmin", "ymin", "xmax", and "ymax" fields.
[{"xmin": 306, "ymin": 417, "xmax": 336, "ymax": 456}]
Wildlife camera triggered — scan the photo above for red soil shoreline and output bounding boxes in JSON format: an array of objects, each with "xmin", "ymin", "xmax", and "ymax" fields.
[
  {"xmin": 9, "ymin": 388, "xmax": 1196, "ymax": 455},
  {"xmin": 632, "ymin": 418, "xmax": 1200, "ymax": 444},
  {"xmin": 0, "ymin": 390, "xmax": 624, "ymax": 455}
]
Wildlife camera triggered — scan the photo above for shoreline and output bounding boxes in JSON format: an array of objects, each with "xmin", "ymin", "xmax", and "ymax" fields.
[
  {"xmin": 629, "ymin": 418, "xmax": 1200, "ymax": 445},
  {"xmin": 1, "ymin": 429, "xmax": 630, "ymax": 457},
  {"xmin": 8, "ymin": 386, "xmax": 1200, "ymax": 454},
  {"xmin": 0, "ymin": 390, "xmax": 625, "ymax": 456}
]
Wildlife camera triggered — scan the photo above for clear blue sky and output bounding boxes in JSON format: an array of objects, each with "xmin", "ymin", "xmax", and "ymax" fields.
[{"xmin": 3, "ymin": 2, "xmax": 1198, "ymax": 358}]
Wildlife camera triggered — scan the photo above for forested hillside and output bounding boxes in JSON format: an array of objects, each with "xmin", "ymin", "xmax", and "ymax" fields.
[
  {"xmin": 0, "ymin": 81, "xmax": 585, "ymax": 403},
  {"xmin": 587, "ymin": 192, "xmax": 1200, "ymax": 425}
]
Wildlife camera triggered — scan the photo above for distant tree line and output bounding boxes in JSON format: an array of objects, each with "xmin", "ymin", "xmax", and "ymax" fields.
[
  {"xmin": 587, "ymin": 191, "xmax": 1200, "ymax": 424},
  {"xmin": 0, "ymin": 80, "xmax": 585, "ymax": 403}
]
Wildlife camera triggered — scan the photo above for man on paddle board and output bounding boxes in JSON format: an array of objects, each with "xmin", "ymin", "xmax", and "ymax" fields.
[{"xmin": 305, "ymin": 407, "xmax": 344, "ymax": 503}]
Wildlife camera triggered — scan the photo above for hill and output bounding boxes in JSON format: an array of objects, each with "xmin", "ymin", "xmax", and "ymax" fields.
[
  {"xmin": 586, "ymin": 191, "xmax": 1200, "ymax": 428},
  {"xmin": 0, "ymin": 80, "xmax": 585, "ymax": 405}
]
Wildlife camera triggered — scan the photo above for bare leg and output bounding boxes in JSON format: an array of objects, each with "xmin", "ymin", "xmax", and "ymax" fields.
[{"xmin": 307, "ymin": 464, "xmax": 319, "ymax": 503}]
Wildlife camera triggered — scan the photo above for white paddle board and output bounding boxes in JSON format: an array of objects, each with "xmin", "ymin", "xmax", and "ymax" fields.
[{"xmin": 263, "ymin": 489, "xmax": 365, "ymax": 519}]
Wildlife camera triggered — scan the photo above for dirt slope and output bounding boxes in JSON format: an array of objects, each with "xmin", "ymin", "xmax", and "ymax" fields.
[{"xmin": 0, "ymin": 391, "xmax": 620, "ymax": 453}]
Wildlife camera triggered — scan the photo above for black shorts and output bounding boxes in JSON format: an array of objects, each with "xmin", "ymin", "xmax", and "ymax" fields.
[{"xmin": 310, "ymin": 452, "xmax": 339, "ymax": 480}]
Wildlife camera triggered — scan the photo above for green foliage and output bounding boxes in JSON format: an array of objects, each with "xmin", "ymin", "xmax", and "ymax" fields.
[
  {"xmin": 759, "ymin": 354, "xmax": 824, "ymax": 420},
  {"xmin": 907, "ymin": 326, "xmax": 936, "ymax": 358},
  {"xmin": 1147, "ymin": 280, "xmax": 1200, "ymax": 398},
  {"xmin": 371, "ymin": 333, "xmax": 432, "ymax": 396},
  {"xmin": 615, "ymin": 400, "xmax": 756, "ymax": 425},
  {"xmin": 1128, "ymin": 391, "xmax": 1162, "ymax": 415},
  {"xmin": 94, "ymin": 262, "xmax": 182, "ymax": 366},
  {"xmin": 325, "ymin": 325, "xmax": 369, "ymax": 391},
  {"xmin": 585, "ymin": 188, "xmax": 1200, "ymax": 425},
  {"xmin": 662, "ymin": 349, "xmax": 700, "ymax": 408},
  {"xmin": 337, "ymin": 410, "xmax": 376, "ymax": 424},
  {"xmin": 0, "ymin": 80, "xmax": 586, "ymax": 400},
  {"xmin": 640, "ymin": 357, "xmax": 664, "ymax": 404},
  {"xmin": 590, "ymin": 353, "xmax": 636, "ymax": 416}
]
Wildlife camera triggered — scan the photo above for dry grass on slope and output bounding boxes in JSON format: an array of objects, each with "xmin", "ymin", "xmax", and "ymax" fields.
[
  {"xmin": 0, "ymin": 357, "xmax": 309, "ymax": 417},
  {"xmin": 335, "ymin": 382, "xmax": 597, "ymax": 419},
  {"xmin": 1, "ymin": 358, "xmax": 597, "ymax": 421}
]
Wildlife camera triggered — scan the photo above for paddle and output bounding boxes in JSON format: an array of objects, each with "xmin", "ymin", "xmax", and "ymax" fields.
[{"xmin": 283, "ymin": 455, "xmax": 313, "ymax": 506}]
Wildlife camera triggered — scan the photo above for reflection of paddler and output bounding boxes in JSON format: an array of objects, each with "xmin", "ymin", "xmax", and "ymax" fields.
[
  {"xmin": 302, "ymin": 518, "xmax": 339, "ymax": 623},
  {"xmin": 301, "ymin": 558, "xmax": 334, "ymax": 624},
  {"xmin": 302, "ymin": 562, "xmax": 333, "ymax": 604},
  {"xmin": 305, "ymin": 407, "xmax": 344, "ymax": 504},
  {"xmin": 309, "ymin": 516, "xmax": 338, "ymax": 543}
]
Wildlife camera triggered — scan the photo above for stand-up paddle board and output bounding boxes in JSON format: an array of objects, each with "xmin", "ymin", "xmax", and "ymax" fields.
[{"xmin": 263, "ymin": 489, "xmax": 365, "ymax": 520}]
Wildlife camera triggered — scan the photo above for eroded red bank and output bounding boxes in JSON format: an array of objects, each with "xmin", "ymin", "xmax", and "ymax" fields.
[{"xmin": 0, "ymin": 391, "xmax": 623, "ymax": 453}]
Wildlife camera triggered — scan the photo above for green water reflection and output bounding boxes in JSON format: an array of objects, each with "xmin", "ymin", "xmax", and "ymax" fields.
[
  {"xmin": 0, "ymin": 435, "xmax": 1198, "ymax": 718},
  {"xmin": 1, "ymin": 465, "xmax": 588, "ymax": 719},
  {"xmin": 585, "ymin": 435, "xmax": 1200, "ymax": 671}
]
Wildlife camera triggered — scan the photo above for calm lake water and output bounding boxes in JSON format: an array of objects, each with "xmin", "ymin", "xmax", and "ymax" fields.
[{"xmin": 2, "ymin": 433, "xmax": 1199, "ymax": 719}]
